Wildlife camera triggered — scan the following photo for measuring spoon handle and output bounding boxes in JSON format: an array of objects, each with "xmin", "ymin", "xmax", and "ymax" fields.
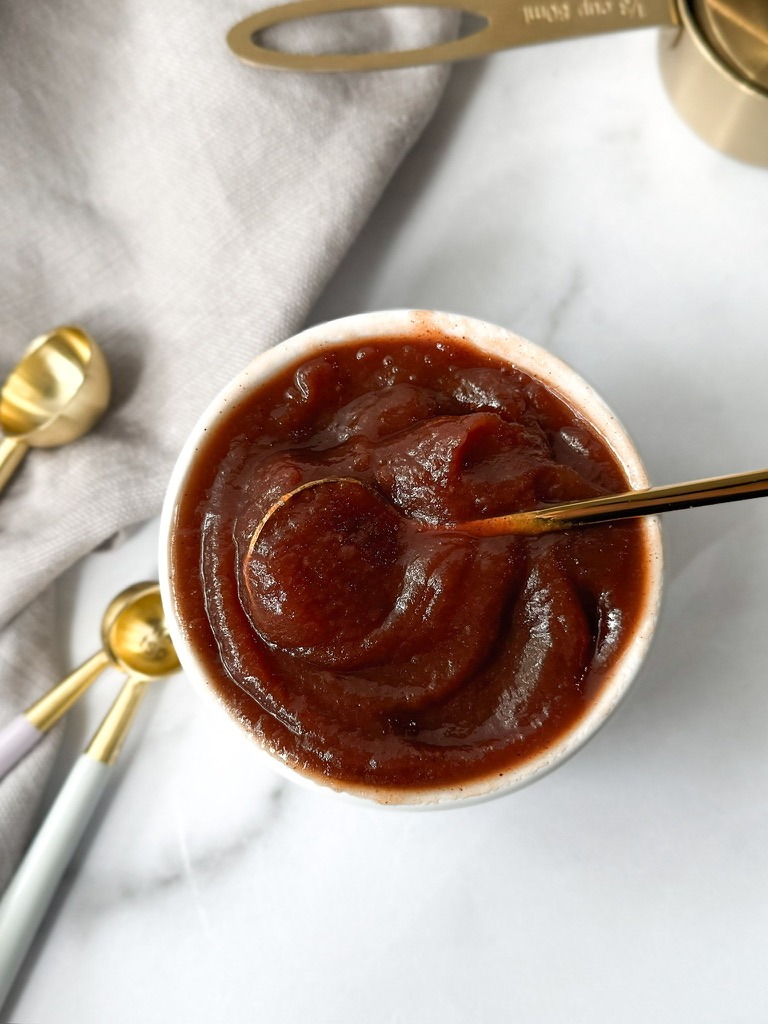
[
  {"xmin": 0, "ymin": 717, "xmax": 42, "ymax": 780},
  {"xmin": 0, "ymin": 437, "xmax": 29, "ymax": 496},
  {"xmin": 0, "ymin": 675, "xmax": 148, "ymax": 1011},
  {"xmin": 228, "ymin": 0, "xmax": 678, "ymax": 72},
  {"xmin": 0, "ymin": 650, "xmax": 112, "ymax": 784},
  {"xmin": 0, "ymin": 756, "xmax": 110, "ymax": 1009}
]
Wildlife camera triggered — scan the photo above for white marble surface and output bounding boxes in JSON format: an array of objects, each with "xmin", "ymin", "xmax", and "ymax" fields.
[{"xmin": 8, "ymin": 27, "xmax": 768, "ymax": 1024}]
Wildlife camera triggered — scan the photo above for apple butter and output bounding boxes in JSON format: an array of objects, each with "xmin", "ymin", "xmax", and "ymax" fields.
[{"xmin": 170, "ymin": 337, "xmax": 651, "ymax": 794}]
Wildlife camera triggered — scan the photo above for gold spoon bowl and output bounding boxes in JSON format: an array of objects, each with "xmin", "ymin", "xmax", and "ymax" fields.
[
  {"xmin": 0, "ymin": 325, "xmax": 111, "ymax": 494},
  {"xmin": 101, "ymin": 582, "xmax": 181, "ymax": 681},
  {"xmin": 84, "ymin": 583, "xmax": 181, "ymax": 765},
  {"xmin": 24, "ymin": 581, "xmax": 179, "ymax": 736}
]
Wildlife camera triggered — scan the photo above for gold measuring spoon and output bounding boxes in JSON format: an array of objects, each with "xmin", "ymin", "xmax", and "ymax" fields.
[
  {"xmin": 249, "ymin": 466, "xmax": 768, "ymax": 548},
  {"xmin": 227, "ymin": 0, "xmax": 768, "ymax": 166},
  {"xmin": 0, "ymin": 582, "xmax": 174, "ymax": 781},
  {"xmin": 0, "ymin": 326, "xmax": 111, "ymax": 495},
  {"xmin": 0, "ymin": 588, "xmax": 179, "ymax": 1010}
]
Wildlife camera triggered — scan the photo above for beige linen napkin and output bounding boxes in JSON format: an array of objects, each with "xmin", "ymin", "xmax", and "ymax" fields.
[{"xmin": 0, "ymin": 0, "xmax": 455, "ymax": 886}]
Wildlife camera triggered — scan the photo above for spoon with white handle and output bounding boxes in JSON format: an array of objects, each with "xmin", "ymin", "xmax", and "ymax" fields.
[
  {"xmin": 0, "ymin": 584, "xmax": 179, "ymax": 1012},
  {"xmin": 0, "ymin": 582, "xmax": 173, "ymax": 781}
]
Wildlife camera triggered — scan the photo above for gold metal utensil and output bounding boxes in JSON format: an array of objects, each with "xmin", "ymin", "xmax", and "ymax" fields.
[
  {"xmin": 0, "ymin": 594, "xmax": 180, "ymax": 1011},
  {"xmin": 0, "ymin": 582, "xmax": 178, "ymax": 781},
  {"xmin": 250, "ymin": 466, "xmax": 768, "ymax": 546},
  {"xmin": 0, "ymin": 326, "xmax": 111, "ymax": 495},
  {"xmin": 455, "ymin": 466, "xmax": 768, "ymax": 534},
  {"xmin": 227, "ymin": 0, "xmax": 768, "ymax": 166}
]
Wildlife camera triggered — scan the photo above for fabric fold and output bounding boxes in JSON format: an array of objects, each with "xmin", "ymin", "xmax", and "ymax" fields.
[{"xmin": 0, "ymin": 0, "xmax": 456, "ymax": 886}]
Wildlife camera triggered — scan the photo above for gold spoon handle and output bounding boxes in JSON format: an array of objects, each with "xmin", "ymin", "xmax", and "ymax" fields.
[
  {"xmin": 228, "ymin": 0, "xmax": 678, "ymax": 71},
  {"xmin": 0, "ymin": 436, "xmax": 29, "ymax": 495},
  {"xmin": 85, "ymin": 673, "xmax": 149, "ymax": 765},
  {"xmin": 0, "ymin": 674, "xmax": 149, "ymax": 1010},
  {"xmin": 24, "ymin": 649, "xmax": 112, "ymax": 732},
  {"xmin": 458, "ymin": 466, "xmax": 768, "ymax": 535},
  {"xmin": 0, "ymin": 649, "xmax": 114, "ymax": 784}
]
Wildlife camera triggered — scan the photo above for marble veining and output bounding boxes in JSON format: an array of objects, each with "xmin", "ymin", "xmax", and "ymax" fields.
[{"xmin": 8, "ymin": 29, "xmax": 768, "ymax": 1024}]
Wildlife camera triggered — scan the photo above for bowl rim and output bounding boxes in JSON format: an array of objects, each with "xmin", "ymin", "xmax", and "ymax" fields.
[{"xmin": 159, "ymin": 309, "xmax": 663, "ymax": 809}]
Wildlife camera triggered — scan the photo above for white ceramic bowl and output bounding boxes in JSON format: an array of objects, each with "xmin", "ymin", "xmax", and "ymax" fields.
[{"xmin": 160, "ymin": 310, "xmax": 663, "ymax": 808}]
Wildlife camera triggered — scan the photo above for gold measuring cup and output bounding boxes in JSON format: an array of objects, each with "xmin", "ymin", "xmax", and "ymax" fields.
[{"xmin": 227, "ymin": 0, "xmax": 768, "ymax": 166}]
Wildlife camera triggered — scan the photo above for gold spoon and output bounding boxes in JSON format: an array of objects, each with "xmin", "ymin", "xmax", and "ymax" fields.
[
  {"xmin": 0, "ymin": 586, "xmax": 179, "ymax": 1009},
  {"xmin": 0, "ymin": 326, "xmax": 111, "ymax": 495},
  {"xmin": 0, "ymin": 582, "xmax": 178, "ymax": 781},
  {"xmin": 250, "ymin": 467, "xmax": 768, "ymax": 547}
]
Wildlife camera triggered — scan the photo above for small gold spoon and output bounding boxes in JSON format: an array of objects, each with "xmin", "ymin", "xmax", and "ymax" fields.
[
  {"xmin": 0, "ymin": 326, "xmax": 111, "ymax": 495},
  {"xmin": 0, "ymin": 586, "xmax": 179, "ymax": 1009},
  {"xmin": 250, "ymin": 466, "xmax": 768, "ymax": 547},
  {"xmin": 0, "ymin": 582, "xmax": 177, "ymax": 781}
]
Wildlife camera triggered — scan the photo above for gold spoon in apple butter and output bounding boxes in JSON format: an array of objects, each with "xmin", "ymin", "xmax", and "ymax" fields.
[{"xmin": 250, "ymin": 466, "xmax": 768, "ymax": 551}]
